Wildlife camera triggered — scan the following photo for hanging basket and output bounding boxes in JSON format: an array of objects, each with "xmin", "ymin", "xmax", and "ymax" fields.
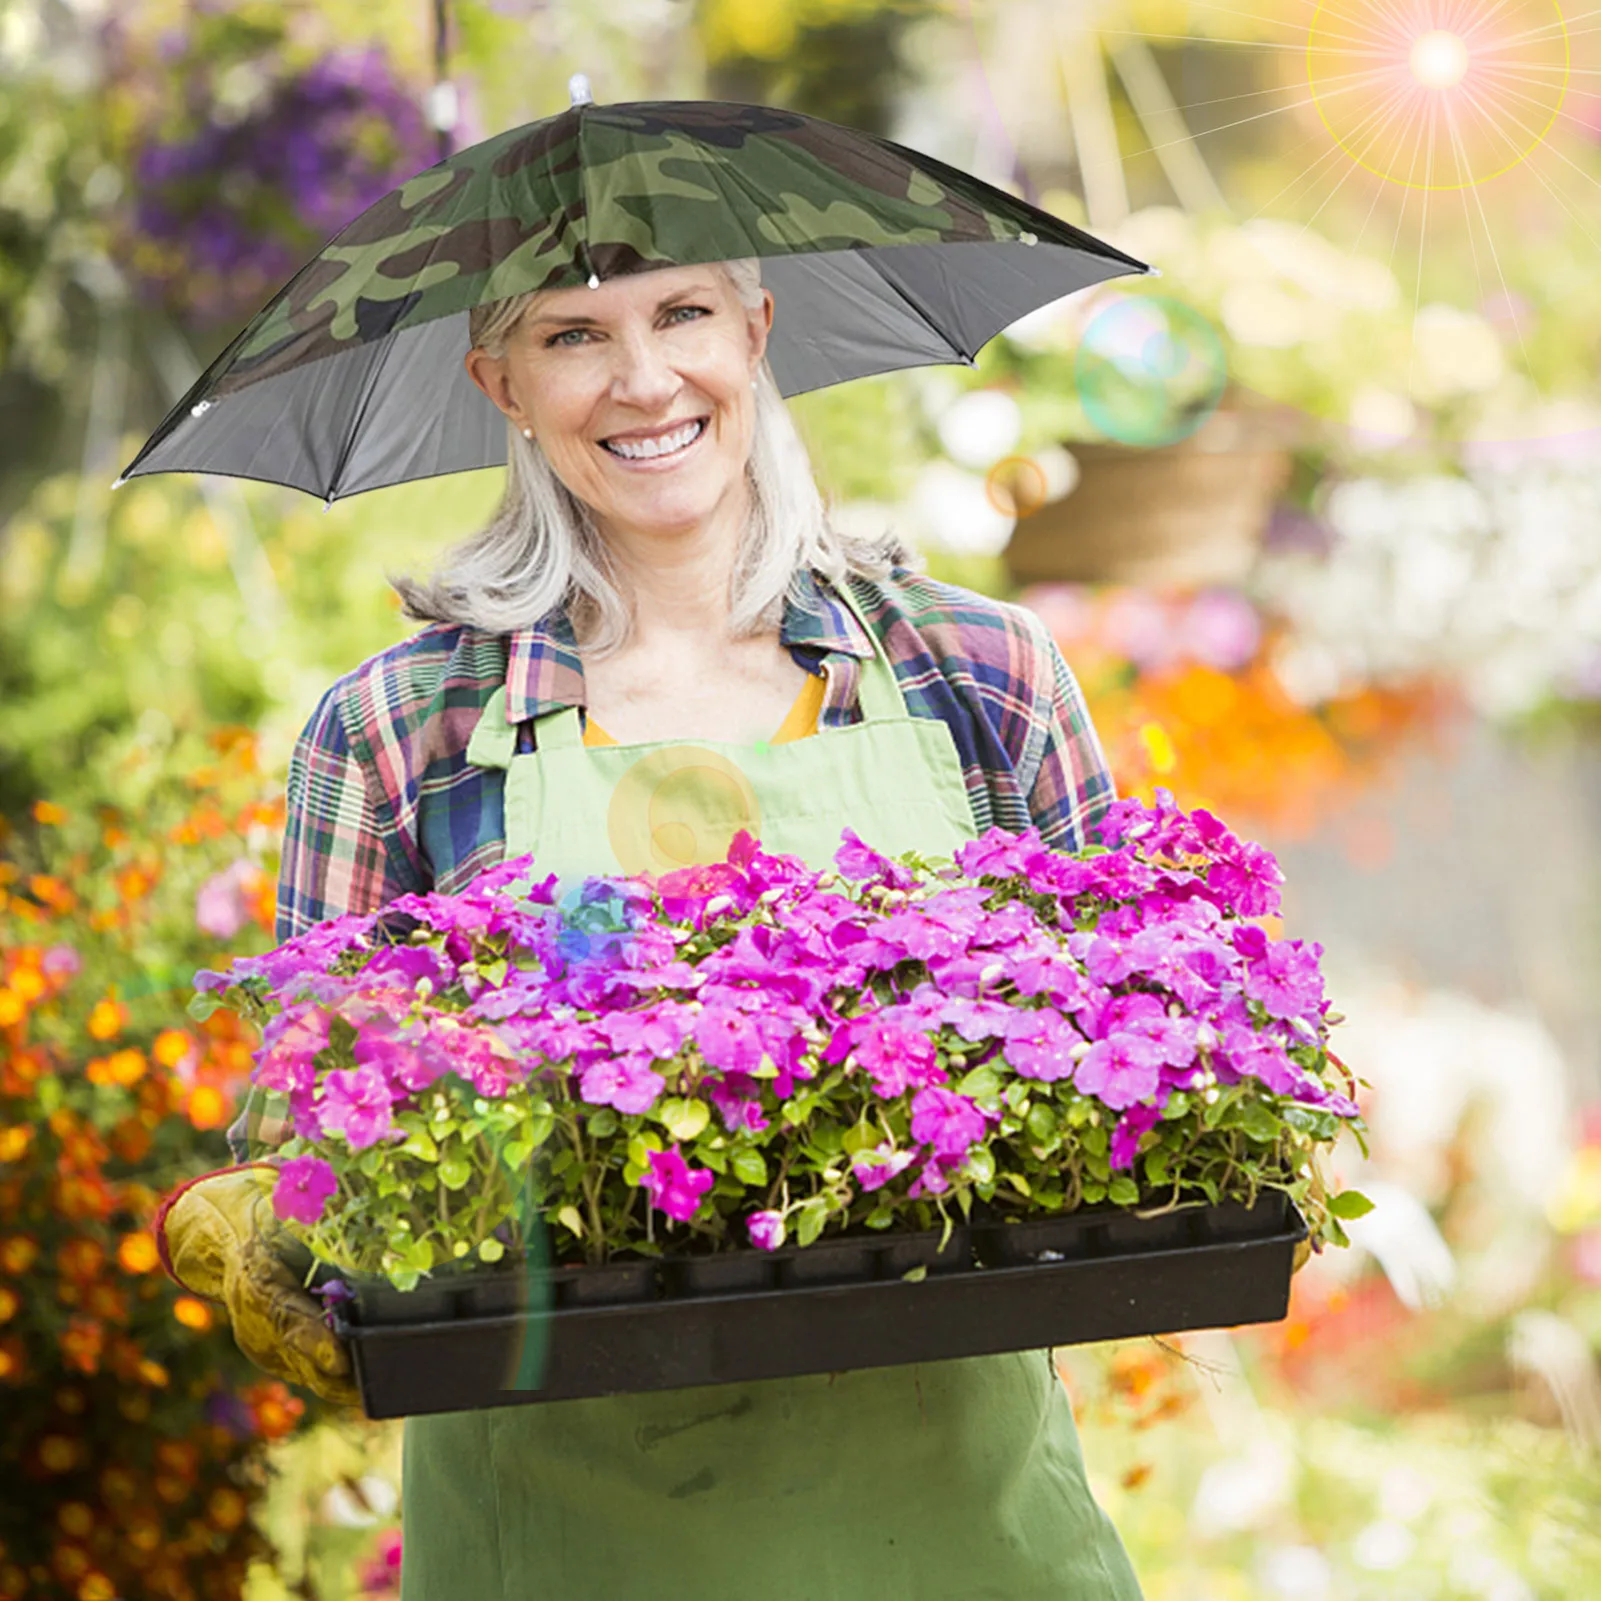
[{"xmin": 1003, "ymin": 401, "xmax": 1300, "ymax": 589}]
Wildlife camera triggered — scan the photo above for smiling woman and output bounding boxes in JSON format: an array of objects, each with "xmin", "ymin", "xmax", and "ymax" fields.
[{"xmin": 394, "ymin": 257, "xmax": 908, "ymax": 661}]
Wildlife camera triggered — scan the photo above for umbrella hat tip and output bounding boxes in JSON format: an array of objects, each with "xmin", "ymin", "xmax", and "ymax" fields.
[
  {"xmin": 569, "ymin": 73, "xmax": 593, "ymax": 107},
  {"xmin": 110, "ymin": 475, "xmax": 126, "ymax": 491}
]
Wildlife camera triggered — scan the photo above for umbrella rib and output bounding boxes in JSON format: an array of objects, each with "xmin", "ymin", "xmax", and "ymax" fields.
[
  {"xmin": 857, "ymin": 250, "xmax": 969, "ymax": 363},
  {"xmin": 325, "ymin": 327, "xmax": 405, "ymax": 501}
]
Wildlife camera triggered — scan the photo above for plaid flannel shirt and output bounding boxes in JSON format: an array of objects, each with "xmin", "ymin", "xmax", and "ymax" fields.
[{"xmin": 228, "ymin": 565, "xmax": 1115, "ymax": 1158}]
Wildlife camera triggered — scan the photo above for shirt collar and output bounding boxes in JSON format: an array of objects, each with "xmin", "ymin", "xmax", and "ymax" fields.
[{"xmin": 503, "ymin": 565, "xmax": 874, "ymax": 724}]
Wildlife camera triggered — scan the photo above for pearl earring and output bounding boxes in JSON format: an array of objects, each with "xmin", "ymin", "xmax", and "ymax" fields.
[{"xmin": 522, "ymin": 427, "xmax": 534, "ymax": 440}]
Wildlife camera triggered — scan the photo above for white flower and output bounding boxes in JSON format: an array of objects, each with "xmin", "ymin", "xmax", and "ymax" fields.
[
  {"xmin": 937, "ymin": 388, "xmax": 1023, "ymax": 469},
  {"xmin": 1411, "ymin": 303, "xmax": 1506, "ymax": 400}
]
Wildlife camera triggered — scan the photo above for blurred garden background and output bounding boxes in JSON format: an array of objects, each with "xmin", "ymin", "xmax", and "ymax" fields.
[{"xmin": 4, "ymin": 0, "xmax": 1601, "ymax": 1596}]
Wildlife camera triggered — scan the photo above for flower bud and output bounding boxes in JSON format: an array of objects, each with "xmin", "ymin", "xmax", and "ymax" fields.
[
  {"xmin": 1203, "ymin": 1088, "xmax": 1220, "ymax": 1104},
  {"xmin": 979, "ymin": 962, "xmax": 1006, "ymax": 988}
]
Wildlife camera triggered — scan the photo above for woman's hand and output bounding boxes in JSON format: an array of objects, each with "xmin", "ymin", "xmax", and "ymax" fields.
[{"xmin": 160, "ymin": 1166, "xmax": 360, "ymax": 1407}]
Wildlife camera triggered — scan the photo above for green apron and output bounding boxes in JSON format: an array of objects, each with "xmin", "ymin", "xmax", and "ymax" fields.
[{"xmin": 399, "ymin": 578, "xmax": 1143, "ymax": 1601}]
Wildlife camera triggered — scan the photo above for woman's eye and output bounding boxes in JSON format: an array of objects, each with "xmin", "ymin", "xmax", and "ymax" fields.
[
  {"xmin": 667, "ymin": 305, "xmax": 710, "ymax": 325},
  {"xmin": 546, "ymin": 328, "xmax": 591, "ymax": 348},
  {"xmin": 544, "ymin": 306, "xmax": 708, "ymax": 348}
]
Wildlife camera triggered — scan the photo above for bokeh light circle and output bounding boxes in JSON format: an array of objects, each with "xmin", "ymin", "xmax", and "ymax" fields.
[
  {"xmin": 606, "ymin": 745, "xmax": 761, "ymax": 874},
  {"xmin": 1307, "ymin": 0, "xmax": 1569, "ymax": 191},
  {"xmin": 985, "ymin": 454, "xmax": 1050, "ymax": 517},
  {"xmin": 1073, "ymin": 295, "xmax": 1228, "ymax": 448}
]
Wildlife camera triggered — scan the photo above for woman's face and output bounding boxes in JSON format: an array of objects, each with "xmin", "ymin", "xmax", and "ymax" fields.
[{"xmin": 465, "ymin": 264, "xmax": 773, "ymax": 545}]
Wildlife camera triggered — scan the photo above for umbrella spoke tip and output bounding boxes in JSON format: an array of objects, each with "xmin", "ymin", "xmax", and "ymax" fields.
[
  {"xmin": 569, "ymin": 73, "xmax": 593, "ymax": 108},
  {"xmin": 110, "ymin": 475, "xmax": 127, "ymax": 491}
]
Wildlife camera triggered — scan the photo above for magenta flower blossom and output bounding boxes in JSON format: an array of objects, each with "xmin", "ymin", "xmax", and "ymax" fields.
[
  {"xmin": 835, "ymin": 827, "xmax": 917, "ymax": 888},
  {"xmin": 849, "ymin": 1013, "xmax": 944, "ymax": 1097},
  {"xmin": 318, "ymin": 1065, "xmax": 396, "ymax": 1149},
  {"xmin": 852, "ymin": 1145, "xmax": 917, "ymax": 1191},
  {"xmin": 692, "ymin": 1003, "xmax": 767, "ymax": 1074},
  {"xmin": 1239, "ymin": 932, "xmax": 1326, "ymax": 1020},
  {"xmin": 1109, "ymin": 1104, "xmax": 1164, "ymax": 1170},
  {"xmin": 1073, "ymin": 1032, "xmax": 1165, "ymax": 1110},
  {"xmin": 639, "ymin": 1147, "xmax": 715, "ymax": 1223},
  {"xmin": 272, "ymin": 1155, "xmax": 339, "ymax": 1225},
  {"xmin": 707, "ymin": 1073, "xmax": 770, "ymax": 1134},
  {"xmin": 253, "ymin": 1005, "xmax": 332, "ymax": 1100},
  {"xmin": 579, "ymin": 1056, "xmax": 666, "ymax": 1116},
  {"xmin": 910, "ymin": 1086, "xmax": 989, "ymax": 1164},
  {"xmin": 1001, "ymin": 1008, "xmax": 1082, "ymax": 1082},
  {"xmin": 747, "ymin": 1210, "xmax": 786, "ymax": 1250}
]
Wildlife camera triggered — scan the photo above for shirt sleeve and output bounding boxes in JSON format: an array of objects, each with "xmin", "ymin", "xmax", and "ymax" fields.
[
  {"xmin": 226, "ymin": 684, "xmax": 423, "ymax": 1161},
  {"xmin": 1019, "ymin": 612, "xmax": 1118, "ymax": 852}
]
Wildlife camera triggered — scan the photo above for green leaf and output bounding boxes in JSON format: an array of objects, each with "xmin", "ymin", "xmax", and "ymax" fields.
[
  {"xmin": 795, "ymin": 1197, "xmax": 829, "ymax": 1248},
  {"xmin": 478, "ymin": 1238, "xmax": 506, "ymax": 1263},
  {"xmin": 587, "ymin": 1107, "xmax": 620, "ymax": 1139},
  {"xmin": 438, "ymin": 1155, "xmax": 472, "ymax": 1191},
  {"xmin": 965, "ymin": 1147, "xmax": 995, "ymax": 1185},
  {"xmin": 1026, "ymin": 1104, "xmax": 1059, "ymax": 1141},
  {"xmin": 1079, "ymin": 1123, "xmax": 1109, "ymax": 1157},
  {"xmin": 401, "ymin": 1129, "xmax": 440, "ymax": 1162},
  {"xmin": 1326, "ymin": 1189, "xmax": 1375, "ymax": 1221},
  {"xmin": 1081, "ymin": 1181, "xmax": 1107, "ymax": 1204},
  {"xmin": 557, "ymin": 1204, "xmax": 585, "ymax": 1238},
  {"xmin": 659, "ymin": 1098, "xmax": 711, "ymax": 1141},
  {"xmin": 731, "ymin": 1149, "xmax": 768, "ymax": 1186},
  {"xmin": 1004, "ymin": 1172, "xmax": 1032, "ymax": 1198},
  {"xmin": 1108, "ymin": 1175, "xmax": 1140, "ymax": 1207},
  {"xmin": 1143, "ymin": 1150, "xmax": 1171, "ymax": 1188},
  {"xmin": 901, "ymin": 1265, "xmax": 928, "ymax": 1283},
  {"xmin": 956, "ymin": 1065, "xmax": 1002, "ymax": 1101},
  {"xmin": 1239, "ymin": 1101, "xmax": 1281, "ymax": 1142},
  {"xmin": 187, "ymin": 990, "xmax": 223, "ymax": 1022}
]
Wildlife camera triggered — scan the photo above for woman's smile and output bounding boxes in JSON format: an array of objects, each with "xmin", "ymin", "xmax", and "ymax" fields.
[{"xmin": 598, "ymin": 415, "xmax": 710, "ymax": 467}]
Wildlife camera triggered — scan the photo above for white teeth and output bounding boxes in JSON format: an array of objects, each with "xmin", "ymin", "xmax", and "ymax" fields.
[{"xmin": 603, "ymin": 419, "xmax": 704, "ymax": 460}]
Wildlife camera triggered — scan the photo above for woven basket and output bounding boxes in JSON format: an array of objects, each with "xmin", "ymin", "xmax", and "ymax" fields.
[{"xmin": 1003, "ymin": 403, "xmax": 1299, "ymax": 589}]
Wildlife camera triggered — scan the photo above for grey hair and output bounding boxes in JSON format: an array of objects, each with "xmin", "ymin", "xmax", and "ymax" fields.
[{"xmin": 390, "ymin": 256, "xmax": 917, "ymax": 656}]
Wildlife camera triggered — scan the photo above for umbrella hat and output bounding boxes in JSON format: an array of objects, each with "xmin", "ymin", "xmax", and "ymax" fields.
[{"xmin": 118, "ymin": 93, "xmax": 1151, "ymax": 503}]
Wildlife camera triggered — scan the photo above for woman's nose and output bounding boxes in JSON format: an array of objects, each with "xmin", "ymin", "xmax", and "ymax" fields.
[{"xmin": 606, "ymin": 325, "xmax": 681, "ymax": 407}]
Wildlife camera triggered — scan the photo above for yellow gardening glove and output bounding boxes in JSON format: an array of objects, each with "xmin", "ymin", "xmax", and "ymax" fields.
[{"xmin": 159, "ymin": 1164, "xmax": 360, "ymax": 1407}]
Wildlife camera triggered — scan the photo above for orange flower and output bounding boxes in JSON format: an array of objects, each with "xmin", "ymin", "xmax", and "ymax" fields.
[
  {"xmin": 56, "ymin": 1504, "xmax": 94, "ymax": 1539},
  {"xmin": 155, "ymin": 1438, "xmax": 199, "ymax": 1478},
  {"xmin": 205, "ymin": 1488, "xmax": 246, "ymax": 1531},
  {"xmin": 83, "ymin": 1284, "xmax": 127, "ymax": 1324},
  {"xmin": 172, "ymin": 1296, "xmax": 213, "ymax": 1332},
  {"xmin": 50, "ymin": 1543, "xmax": 90, "ymax": 1584},
  {"xmin": 137, "ymin": 1358, "xmax": 170, "ymax": 1388},
  {"xmin": 31, "ymin": 801, "xmax": 66, "ymax": 827},
  {"xmin": 114, "ymin": 865, "xmax": 156, "ymax": 904},
  {"xmin": 244, "ymin": 1379, "xmax": 305, "ymax": 1440},
  {"xmin": 26, "ymin": 876, "xmax": 74, "ymax": 914},
  {"xmin": 7, "ymin": 965, "xmax": 43, "ymax": 1003},
  {"xmin": 77, "ymin": 1574, "xmax": 116, "ymax": 1601},
  {"xmin": 0, "ymin": 991, "xmax": 22, "ymax": 1029},
  {"xmin": 0, "ymin": 1336, "xmax": 25, "ymax": 1383},
  {"xmin": 0, "ymin": 1127, "xmax": 31, "ymax": 1163},
  {"xmin": 35, "ymin": 1433, "xmax": 80, "ymax": 1473},
  {"xmin": 0, "ymin": 1287, "xmax": 17, "ymax": 1322},
  {"xmin": 152, "ymin": 1029, "xmax": 192, "ymax": 1069},
  {"xmin": 57, "ymin": 1239, "xmax": 105, "ymax": 1281},
  {"xmin": 0, "ymin": 1235, "xmax": 39, "ymax": 1274},
  {"xmin": 185, "ymin": 1084, "xmax": 228, "ymax": 1131},
  {"xmin": 85, "ymin": 999, "xmax": 125, "ymax": 1042},
  {"xmin": 109, "ymin": 1119, "xmax": 153, "ymax": 1163},
  {"xmin": 59, "ymin": 1316, "xmax": 104, "ymax": 1375},
  {"xmin": 100, "ymin": 1466, "xmax": 137, "ymax": 1503},
  {"xmin": 104, "ymin": 1048, "xmax": 147, "ymax": 1087},
  {"xmin": 116, "ymin": 1231, "xmax": 160, "ymax": 1275}
]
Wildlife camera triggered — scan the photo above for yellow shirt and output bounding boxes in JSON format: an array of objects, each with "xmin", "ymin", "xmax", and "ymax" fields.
[{"xmin": 582, "ymin": 669, "xmax": 826, "ymax": 748}]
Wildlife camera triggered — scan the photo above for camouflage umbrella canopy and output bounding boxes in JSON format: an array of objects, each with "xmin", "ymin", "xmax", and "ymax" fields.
[{"xmin": 117, "ymin": 92, "xmax": 1152, "ymax": 503}]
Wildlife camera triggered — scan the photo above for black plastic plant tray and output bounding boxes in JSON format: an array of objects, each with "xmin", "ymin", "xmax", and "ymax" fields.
[{"xmin": 330, "ymin": 1193, "xmax": 1305, "ymax": 1419}]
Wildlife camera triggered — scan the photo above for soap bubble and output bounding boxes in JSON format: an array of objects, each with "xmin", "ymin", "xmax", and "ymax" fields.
[{"xmin": 1074, "ymin": 295, "xmax": 1227, "ymax": 448}]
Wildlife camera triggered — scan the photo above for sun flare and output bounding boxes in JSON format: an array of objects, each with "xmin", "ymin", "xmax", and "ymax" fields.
[{"xmin": 1409, "ymin": 29, "xmax": 1471, "ymax": 90}]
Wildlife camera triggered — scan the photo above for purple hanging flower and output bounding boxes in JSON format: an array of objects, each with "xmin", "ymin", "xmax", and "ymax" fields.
[
  {"xmin": 1109, "ymin": 1104, "xmax": 1165, "ymax": 1170},
  {"xmin": 578, "ymin": 1056, "xmax": 665, "ymax": 1116},
  {"xmin": 852, "ymin": 1145, "xmax": 917, "ymax": 1191},
  {"xmin": 1073, "ymin": 1032, "xmax": 1166, "ymax": 1110}
]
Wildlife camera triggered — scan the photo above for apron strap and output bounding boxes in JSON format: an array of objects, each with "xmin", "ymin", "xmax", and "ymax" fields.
[
  {"xmin": 464, "ymin": 687, "xmax": 517, "ymax": 771},
  {"xmin": 832, "ymin": 577, "xmax": 907, "ymax": 723}
]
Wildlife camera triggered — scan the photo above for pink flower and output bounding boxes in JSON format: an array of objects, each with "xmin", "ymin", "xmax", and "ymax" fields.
[
  {"xmin": 910, "ymin": 1086, "xmax": 989, "ymax": 1164},
  {"xmin": 639, "ymin": 1147, "xmax": 714, "ymax": 1223},
  {"xmin": 1073, "ymin": 1032, "xmax": 1165, "ymax": 1110},
  {"xmin": 195, "ymin": 858, "xmax": 266, "ymax": 941},
  {"xmin": 1001, "ymin": 1009, "xmax": 1081, "ymax": 1082},
  {"xmin": 851, "ymin": 1014, "xmax": 942, "ymax": 1097},
  {"xmin": 852, "ymin": 1145, "xmax": 916, "ymax": 1191},
  {"xmin": 253, "ymin": 1005, "xmax": 332, "ymax": 1101},
  {"xmin": 747, "ymin": 1210, "xmax": 785, "ymax": 1250},
  {"xmin": 578, "ymin": 1056, "xmax": 665, "ymax": 1116},
  {"xmin": 319, "ymin": 1065, "xmax": 396, "ymax": 1149},
  {"xmin": 692, "ymin": 1004, "xmax": 766, "ymax": 1074},
  {"xmin": 1109, "ymin": 1104, "xmax": 1164, "ymax": 1170},
  {"xmin": 272, "ymin": 1156, "xmax": 338, "ymax": 1226}
]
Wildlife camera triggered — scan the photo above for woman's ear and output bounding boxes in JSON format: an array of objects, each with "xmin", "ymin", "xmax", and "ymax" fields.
[{"xmin": 463, "ymin": 347, "xmax": 512, "ymax": 414}]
